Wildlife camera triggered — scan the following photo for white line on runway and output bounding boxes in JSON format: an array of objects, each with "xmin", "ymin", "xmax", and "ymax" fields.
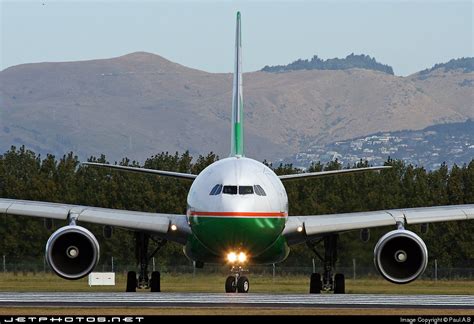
[{"xmin": 0, "ymin": 293, "xmax": 472, "ymax": 308}]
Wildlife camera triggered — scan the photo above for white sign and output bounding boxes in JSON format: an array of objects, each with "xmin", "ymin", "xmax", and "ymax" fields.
[{"xmin": 88, "ymin": 272, "xmax": 115, "ymax": 286}]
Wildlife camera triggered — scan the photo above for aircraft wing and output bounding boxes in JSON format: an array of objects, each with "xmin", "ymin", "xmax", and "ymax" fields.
[
  {"xmin": 82, "ymin": 162, "xmax": 197, "ymax": 180},
  {"xmin": 0, "ymin": 198, "xmax": 190, "ymax": 244},
  {"xmin": 278, "ymin": 166, "xmax": 392, "ymax": 182},
  {"xmin": 283, "ymin": 204, "xmax": 474, "ymax": 245}
]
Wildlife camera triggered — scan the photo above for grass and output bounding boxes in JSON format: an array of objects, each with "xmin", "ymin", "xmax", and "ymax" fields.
[
  {"xmin": 0, "ymin": 272, "xmax": 473, "ymax": 295},
  {"xmin": 1, "ymin": 273, "xmax": 472, "ymax": 315}
]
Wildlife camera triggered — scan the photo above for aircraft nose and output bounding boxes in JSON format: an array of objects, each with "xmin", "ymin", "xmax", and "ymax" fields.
[{"xmin": 219, "ymin": 194, "xmax": 256, "ymax": 212}]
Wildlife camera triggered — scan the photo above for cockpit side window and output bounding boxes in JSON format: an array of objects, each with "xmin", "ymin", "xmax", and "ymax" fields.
[
  {"xmin": 209, "ymin": 184, "xmax": 222, "ymax": 195},
  {"xmin": 254, "ymin": 185, "xmax": 267, "ymax": 196},
  {"xmin": 239, "ymin": 186, "xmax": 254, "ymax": 195},
  {"xmin": 223, "ymin": 185, "xmax": 238, "ymax": 195}
]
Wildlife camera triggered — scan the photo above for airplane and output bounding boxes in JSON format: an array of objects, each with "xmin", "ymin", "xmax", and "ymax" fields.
[{"xmin": 0, "ymin": 12, "xmax": 472, "ymax": 294}]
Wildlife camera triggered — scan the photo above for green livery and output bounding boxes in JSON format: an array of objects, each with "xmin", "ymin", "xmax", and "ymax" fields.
[
  {"xmin": 231, "ymin": 12, "xmax": 244, "ymax": 157},
  {"xmin": 185, "ymin": 217, "xmax": 289, "ymax": 264}
]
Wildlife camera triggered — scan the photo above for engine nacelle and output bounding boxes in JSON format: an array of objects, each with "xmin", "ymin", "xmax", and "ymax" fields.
[
  {"xmin": 45, "ymin": 225, "xmax": 100, "ymax": 280},
  {"xmin": 374, "ymin": 229, "xmax": 428, "ymax": 284}
]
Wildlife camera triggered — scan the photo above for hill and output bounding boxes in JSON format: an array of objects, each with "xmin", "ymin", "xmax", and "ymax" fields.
[
  {"xmin": 418, "ymin": 57, "xmax": 474, "ymax": 76},
  {"xmin": 0, "ymin": 52, "xmax": 472, "ymax": 162},
  {"xmin": 284, "ymin": 119, "xmax": 474, "ymax": 170}
]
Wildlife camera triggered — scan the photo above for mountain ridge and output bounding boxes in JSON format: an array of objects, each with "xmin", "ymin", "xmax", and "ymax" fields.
[
  {"xmin": 261, "ymin": 53, "xmax": 394, "ymax": 75},
  {"xmin": 0, "ymin": 52, "xmax": 472, "ymax": 162}
]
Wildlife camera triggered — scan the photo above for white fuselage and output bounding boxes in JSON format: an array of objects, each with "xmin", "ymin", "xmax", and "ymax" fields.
[
  {"xmin": 187, "ymin": 157, "xmax": 288, "ymax": 216},
  {"xmin": 184, "ymin": 157, "xmax": 290, "ymax": 263}
]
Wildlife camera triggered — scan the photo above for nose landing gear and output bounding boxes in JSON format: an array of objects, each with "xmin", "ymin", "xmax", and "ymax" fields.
[{"xmin": 225, "ymin": 266, "xmax": 249, "ymax": 293}]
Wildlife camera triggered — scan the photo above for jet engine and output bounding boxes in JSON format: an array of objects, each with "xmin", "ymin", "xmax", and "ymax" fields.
[
  {"xmin": 374, "ymin": 229, "xmax": 428, "ymax": 284},
  {"xmin": 45, "ymin": 225, "xmax": 100, "ymax": 280}
]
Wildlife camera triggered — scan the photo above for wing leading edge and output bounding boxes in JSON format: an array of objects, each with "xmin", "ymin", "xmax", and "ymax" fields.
[
  {"xmin": 0, "ymin": 198, "xmax": 190, "ymax": 244},
  {"xmin": 82, "ymin": 162, "xmax": 197, "ymax": 180},
  {"xmin": 278, "ymin": 166, "xmax": 392, "ymax": 182},
  {"xmin": 283, "ymin": 204, "xmax": 474, "ymax": 245}
]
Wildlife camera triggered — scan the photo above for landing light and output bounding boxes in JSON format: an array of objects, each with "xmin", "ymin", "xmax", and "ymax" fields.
[
  {"xmin": 227, "ymin": 251, "xmax": 248, "ymax": 264},
  {"xmin": 170, "ymin": 224, "xmax": 178, "ymax": 231},
  {"xmin": 227, "ymin": 252, "xmax": 238, "ymax": 263},
  {"xmin": 238, "ymin": 252, "xmax": 247, "ymax": 263},
  {"xmin": 296, "ymin": 226, "xmax": 304, "ymax": 233}
]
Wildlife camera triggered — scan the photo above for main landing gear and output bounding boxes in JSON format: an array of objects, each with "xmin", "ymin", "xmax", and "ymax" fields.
[
  {"xmin": 225, "ymin": 266, "xmax": 250, "ymax": 293},
  {"xmin": 307, "ymin": 234, "xmax": 345, "ymax": 294},
  {"xmin": 126, "ymin": 232, "xmax": 166, "ymax": 292}
]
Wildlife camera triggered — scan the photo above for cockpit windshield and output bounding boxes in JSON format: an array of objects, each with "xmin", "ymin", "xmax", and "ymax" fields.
[
  {"xmin": 254, "ymin": 185, "xmax": 266, "ymax": 196},
  {"xmin": 223, "ymin": 185, "xmax": 238, "ymax": 195},
  {"xmin": 209, "ymin": 184, "xmax": 223, "ymax": 195},
  {"xmin": 238, "ymin": 186, "xmax": 254, "ymax": 195},
  {"xmin": 210, "ymin": 184, "xmax": 266, "ymax": 196}
]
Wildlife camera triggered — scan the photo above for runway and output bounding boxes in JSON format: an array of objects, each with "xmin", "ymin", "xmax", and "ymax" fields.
[{"xmin": 0, "ymin": 292, "xmax": 473, "ymax": 309}]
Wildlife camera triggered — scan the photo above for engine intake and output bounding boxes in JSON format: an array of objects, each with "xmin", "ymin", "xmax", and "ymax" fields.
[
  {"xmin": 374, "ymin": 229, "xmax": 428, "ymax": 284},
  {"xmin": 45, "ymin": 225, "xmax": 100, "ymax": 280}
]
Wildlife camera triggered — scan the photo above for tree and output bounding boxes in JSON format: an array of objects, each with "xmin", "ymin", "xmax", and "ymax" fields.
[{"xmin": 0, "ymin": 147, "xmax": 472, "ymax": 268}]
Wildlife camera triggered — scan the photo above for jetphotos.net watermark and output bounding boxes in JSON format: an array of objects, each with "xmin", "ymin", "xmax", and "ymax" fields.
[
  {"xmin": 401, "ymin": 317, "xmax": 472, "ymax": 324},
  {"xmin": 0, "ymin": 317, "xmax": 145, "ymax": 324}
]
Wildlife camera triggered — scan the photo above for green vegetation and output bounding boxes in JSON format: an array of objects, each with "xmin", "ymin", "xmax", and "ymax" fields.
[
  {"xmin": 0, "ymin": 146, "xmax": 473, "ymax": 272},
  {"xmin": 419, "ymin": 57, "xmax": 474, "ymax": 76},
  {"xmin": 261, "ymin": 53, "xmax": 394, "ymax": 75},
  {"xmin": 0, "ymin": 272, "xmax": 472, "ymax": 295}
]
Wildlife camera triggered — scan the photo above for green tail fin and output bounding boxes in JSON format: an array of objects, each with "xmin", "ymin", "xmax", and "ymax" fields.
[{"xmin": 230, "ymin": 11, "xmax": 244, "ymax": 157}]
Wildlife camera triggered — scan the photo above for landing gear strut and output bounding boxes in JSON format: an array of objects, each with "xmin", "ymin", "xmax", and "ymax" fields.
[
  {"xmin": 126, "ymin": 232, "xmax": 166, "ymax": 292},
  {"xmin": 307, "ymin": 234, "xmax": 345, "ymax": 294},
  {"xmin": 225, "ymin": 266, "xmax": 249, "ymax": 293}
]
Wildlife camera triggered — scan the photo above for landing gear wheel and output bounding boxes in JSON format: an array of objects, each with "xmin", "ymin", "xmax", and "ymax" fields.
[
  {"xmin": 126, "ymin": 271, "xmax": 137, "ymax": 292},
  {"xmin": 225, "ymin": 276, "xmax": 236, "ymax": 293},
  {"xmin": 334, "ymin": 273, "xmax": 345, "ymax": 294},
  {"xmin": 309, "ymin": 273, "xmax": 322, "ymax": 294},
  {"xmin": 307, "ymin": 235, "xmax": 340, "ymax": 294},
  {"xmin": 237, "ymin": 276, "xmax": 250, "ymax": 293},
  {"xmin": 150, "ymin": 271, "xmax": 161, "ymax": 292}
]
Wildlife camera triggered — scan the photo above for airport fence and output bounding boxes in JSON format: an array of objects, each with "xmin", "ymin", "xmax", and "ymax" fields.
[{"xmin": 1, "ymin": 255, "xmax": 473, "ymax": 280}]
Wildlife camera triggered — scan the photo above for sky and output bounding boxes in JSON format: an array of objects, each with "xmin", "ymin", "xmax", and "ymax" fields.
[{"xmin": 1, "ymin": 0, "xmax": 473, "ymax": 76}]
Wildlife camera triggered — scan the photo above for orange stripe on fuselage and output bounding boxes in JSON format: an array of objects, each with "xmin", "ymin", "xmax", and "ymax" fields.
[{"xmin": 189, "ymin": 211, "xmax": 287, "ymax": 217}]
